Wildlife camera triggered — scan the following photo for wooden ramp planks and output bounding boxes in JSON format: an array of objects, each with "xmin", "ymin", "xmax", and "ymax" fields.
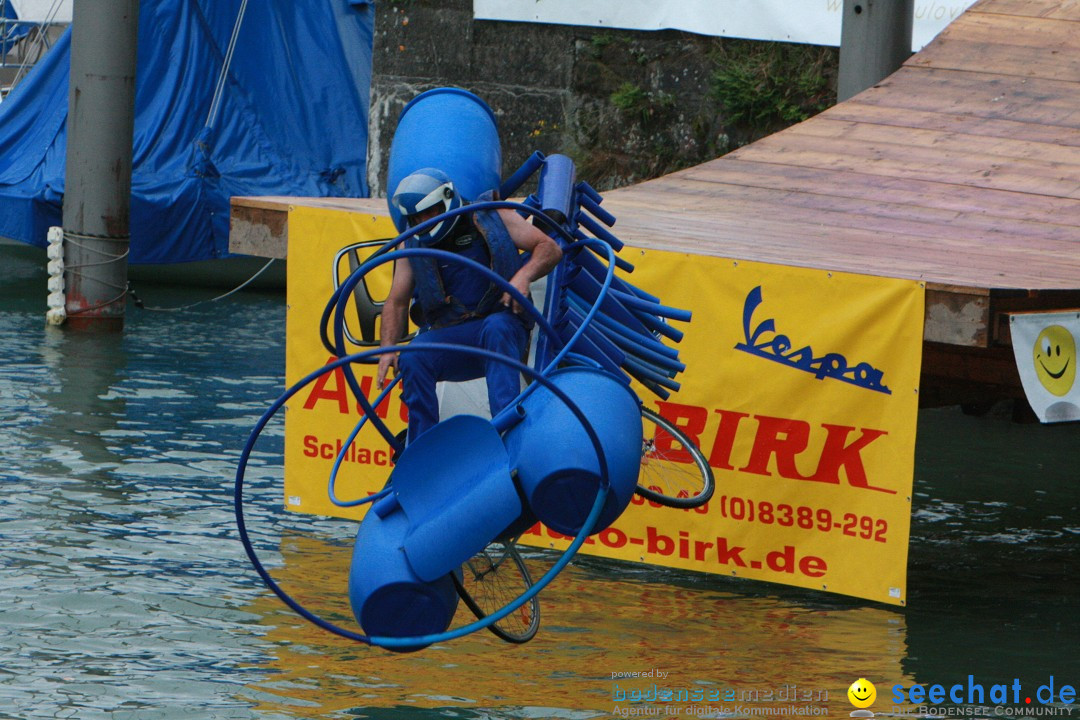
[{"xmin": 598, "ymin": 0, "xmax": 1080, "ymax": 296}]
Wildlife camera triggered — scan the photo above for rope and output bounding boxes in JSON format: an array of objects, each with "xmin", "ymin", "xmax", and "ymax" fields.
[
  {"xmin": 58, "ymin": 226, "xmax": 275, "ymax": 313},
  {"xmin": 62, "ymin": 236, "xmax": 130, "ymax": 271},
  {"xmin": 10, "ymin": 0, "xmax": 64, "ymax": 89},
  {"xmin": 205, "ymin": 0, "xmax": 249, "ymax": 130},
  {"xmin": 63, "ymin": 271, "xmax": 126, "ymax": 292},
  {"xmin": 130, "ymin": 257, "xmax": 277, "ymax": 312},
  {"xmin": 66, "ymin": 289, "xmax": 127, "ymax": 316},
  {"xmin": 62, "ymin": 237, "xmax": 130, "ymax": 307},
  {"xmin": 63, "ymin": 230, "xmax": 131, "ymax": 241}
]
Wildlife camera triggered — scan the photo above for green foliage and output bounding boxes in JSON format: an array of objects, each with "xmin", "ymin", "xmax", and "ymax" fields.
[
  {"xmin": 610, "ymin": 82, "xmax": 646, "ymax": 112},
  {"xmin": 711, "ymin": 42, "xmax": 835, "ymax": 138},
  {"xmin": 609, "ymin": 82, "xmax": 675, "ymax": 125},
  {"xmin": 590, "ymin": 32, "xmax": 615, "ymax": 52},
  {"xmin": 577, "ymin": 32, "xmax": 836, "ymax": 189}
]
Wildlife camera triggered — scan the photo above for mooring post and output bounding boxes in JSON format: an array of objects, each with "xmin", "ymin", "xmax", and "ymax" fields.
[
  {"xmin": 62, "ymin": 0, "xmax": 140, "ymax": 330},
  {"xmin": 838, "ymin": 0, "xmax": 914, "ymax": 102}
]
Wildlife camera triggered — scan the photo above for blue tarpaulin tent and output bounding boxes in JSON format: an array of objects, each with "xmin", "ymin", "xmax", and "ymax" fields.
[{"xmin": 0, "ymin": 0, "xmax": 373, "ymax": 264}]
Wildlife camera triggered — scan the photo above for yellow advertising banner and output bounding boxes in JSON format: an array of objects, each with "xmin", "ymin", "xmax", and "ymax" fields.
[
  {"xmin": 283, "ymin": 205, "xmax": 925, "ymax": 605},
  {"xmin": 283, "ymin": 206, "xmax": 408, "ymax": 520},
  {"xmin": 518, "ymin": 251, "xmax": 925, "ymax": 606}
]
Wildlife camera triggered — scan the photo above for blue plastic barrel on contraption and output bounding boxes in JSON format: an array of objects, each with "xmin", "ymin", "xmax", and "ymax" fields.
[
  {"xmin": 386, "ymin": 87, "xmax": 502, "ymax": 232},
  {"xmin": 347, "ymin": 497, "xmax": 459, "ymax": 652},
  {"xmin": 503, "ymin": 367, "xmax": 643, "ymax": 536}
]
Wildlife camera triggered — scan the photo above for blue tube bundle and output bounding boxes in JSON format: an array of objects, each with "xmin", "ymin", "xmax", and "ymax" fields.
[{"xmin": 505, "ymin": 153, "xmax": 692, "ymax": 400}]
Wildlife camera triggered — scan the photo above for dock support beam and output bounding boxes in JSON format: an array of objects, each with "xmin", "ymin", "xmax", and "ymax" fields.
[
  {"xmin": 62, "ymin": 0, "xmax": 140, "ymax": 330},
  {"xmin": 838, "ymin": 0, "xmax": 913, "ymax": 102}
]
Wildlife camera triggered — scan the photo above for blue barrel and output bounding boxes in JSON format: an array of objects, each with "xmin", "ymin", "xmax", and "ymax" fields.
[
  {"xmin": 502, "ymin": 367, "xmax": 642, "ymax": 536},
  {"xmin": 348, "ymin": 499, "xmax": 459, "ymax": 652},
  {"xmin": 386, "ymin": 88, "xmax": 502, "ymax": 232}
]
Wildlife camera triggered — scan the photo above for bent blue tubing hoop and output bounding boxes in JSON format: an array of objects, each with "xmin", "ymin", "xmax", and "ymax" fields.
[
  {"xmin": 329, "ymin": 200, "xmax": 583, "ymax": 448},
  {"xmin": 575, "ymin": 232, "xmax": 634, "ymax": 273},
  {"xmin": 315, "ymin": 200, "xmax": 562, "ymax": 432},
  {"xmin": 328, "ymin": 375, "xmax": 401, "ymax": 508},
  {"xmin": 319, "ymin": 232, "xmax": 410, "ymax": 358},
  {"xmin": 329, "ymin": 199, "xmax": 619, "ymax": 443},
  {"xmin": 330, "ymin": 198, "xmax": 583, "ymax": 342},
  {"xmin": 333, "ymin": 246, "xmax": 557, "ymax": 440},
  {"xmin": 234, "ymin": 343, "xmax": 613, "ymax": 648}
]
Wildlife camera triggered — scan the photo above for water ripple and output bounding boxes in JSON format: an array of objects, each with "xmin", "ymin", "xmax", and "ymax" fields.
[{"xmin": 2, "ymin": 254, "xmax": 1078, "ymax": 719}]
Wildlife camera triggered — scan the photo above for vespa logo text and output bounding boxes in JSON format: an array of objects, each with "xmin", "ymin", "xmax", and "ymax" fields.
[{"xmin": 735, "ymin": 286, "xmax": 891, "ymax": 395}]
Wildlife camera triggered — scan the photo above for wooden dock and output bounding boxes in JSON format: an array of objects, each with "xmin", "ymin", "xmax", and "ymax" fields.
[{"xmin": 231, "ymin": 0, "xmax": 1080, "ymax": 409}]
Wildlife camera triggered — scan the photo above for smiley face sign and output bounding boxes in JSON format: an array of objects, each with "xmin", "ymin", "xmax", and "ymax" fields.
[
  {"xmin": 1032, "ymin": 324, "xmax": 1076, "ymax": 397},
  {"xmin": 1012, "ymin": 313, "xmax": 1080, "ymax": 423}
]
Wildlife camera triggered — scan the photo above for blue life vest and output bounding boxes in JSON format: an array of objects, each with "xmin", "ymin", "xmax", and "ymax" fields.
[{"xmin": 407, "ymin": 192, "xmax": 524, "ymax": 329}]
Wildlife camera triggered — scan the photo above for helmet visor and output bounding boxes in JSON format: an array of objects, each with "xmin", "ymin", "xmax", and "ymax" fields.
[{"xmin": 406, "ymin": 204, "xmax": 446, "ymax": 228}]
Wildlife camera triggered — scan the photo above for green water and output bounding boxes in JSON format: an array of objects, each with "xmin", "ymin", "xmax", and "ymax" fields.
[{"xmin": 1, "ymin": 249, "xmax": 1076, "ymax": 719}]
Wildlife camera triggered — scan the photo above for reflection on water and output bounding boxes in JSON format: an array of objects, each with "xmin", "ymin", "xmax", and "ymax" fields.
[
  {"xmin": 245, "ymin": 532, "xmax": 910, "ymax": 718},
  {"xmin": 1, "ymin": 249, "xmax": 1077, "ymax": 719}
]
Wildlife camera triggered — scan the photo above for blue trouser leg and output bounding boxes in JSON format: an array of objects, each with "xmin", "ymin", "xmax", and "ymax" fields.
[
  {"xmin": 398, "ymin": 312, "xmax": 528, "ymax": 443},
  {"xmin": 478, "ymin": 311, "xmax": 529, "ymax": 421}
]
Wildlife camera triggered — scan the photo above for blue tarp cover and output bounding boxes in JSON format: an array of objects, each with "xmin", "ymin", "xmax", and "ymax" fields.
[{"xmin": 0, "ymin": 0, "xmax": 373, "ymax": 264}]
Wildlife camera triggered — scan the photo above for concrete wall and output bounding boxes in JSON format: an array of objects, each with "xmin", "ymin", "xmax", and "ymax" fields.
[{"xmin": 369, "ymin": 0, "xmax": 836, "ymax": 197}]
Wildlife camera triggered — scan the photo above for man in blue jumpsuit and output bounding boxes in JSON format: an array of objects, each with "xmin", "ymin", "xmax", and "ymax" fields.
[{"xmin": 376, "ymin": 168, "xmax": 563, "ymax": 444}]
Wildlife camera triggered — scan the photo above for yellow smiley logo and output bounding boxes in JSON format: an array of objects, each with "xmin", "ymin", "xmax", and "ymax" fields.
[
  {"xmin": 848, "ymin": 678, "xmax": 877, "ymax": 709},
  {"xmin": 1033, "ymin": 325, "xmax": 1076, "ymax": 397}
]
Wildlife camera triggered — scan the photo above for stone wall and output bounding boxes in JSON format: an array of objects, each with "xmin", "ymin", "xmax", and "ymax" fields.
[{"xmin": 368, "ymin": 0, "xmax": 838, "ymax": 197}]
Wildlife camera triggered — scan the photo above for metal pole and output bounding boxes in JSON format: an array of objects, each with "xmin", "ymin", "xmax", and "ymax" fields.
[
  {"xmin": 838, "ymin": 0, "xmax": 914, "ymax": 102},
  {"xmin": 1, "ymin": 0, "xmax": 9, "ymax": 65},
  {"xmin": 62, "ymin": 0, "xmax": 139, "ymax": 330}
]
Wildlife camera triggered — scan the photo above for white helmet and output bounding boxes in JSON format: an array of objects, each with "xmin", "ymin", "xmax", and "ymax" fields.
[{"xmin": 391, "ymin": 168, "xmax": 462, "ymax": 246}]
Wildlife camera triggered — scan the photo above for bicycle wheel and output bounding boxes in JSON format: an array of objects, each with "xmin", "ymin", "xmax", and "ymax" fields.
[
  {"xmin": 636, "ymin": 407, "xmax": 715, "ymax": 509},
  {"xmin": 452, "ymin": 539, "xmax": 540, "ymax": 643}
]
